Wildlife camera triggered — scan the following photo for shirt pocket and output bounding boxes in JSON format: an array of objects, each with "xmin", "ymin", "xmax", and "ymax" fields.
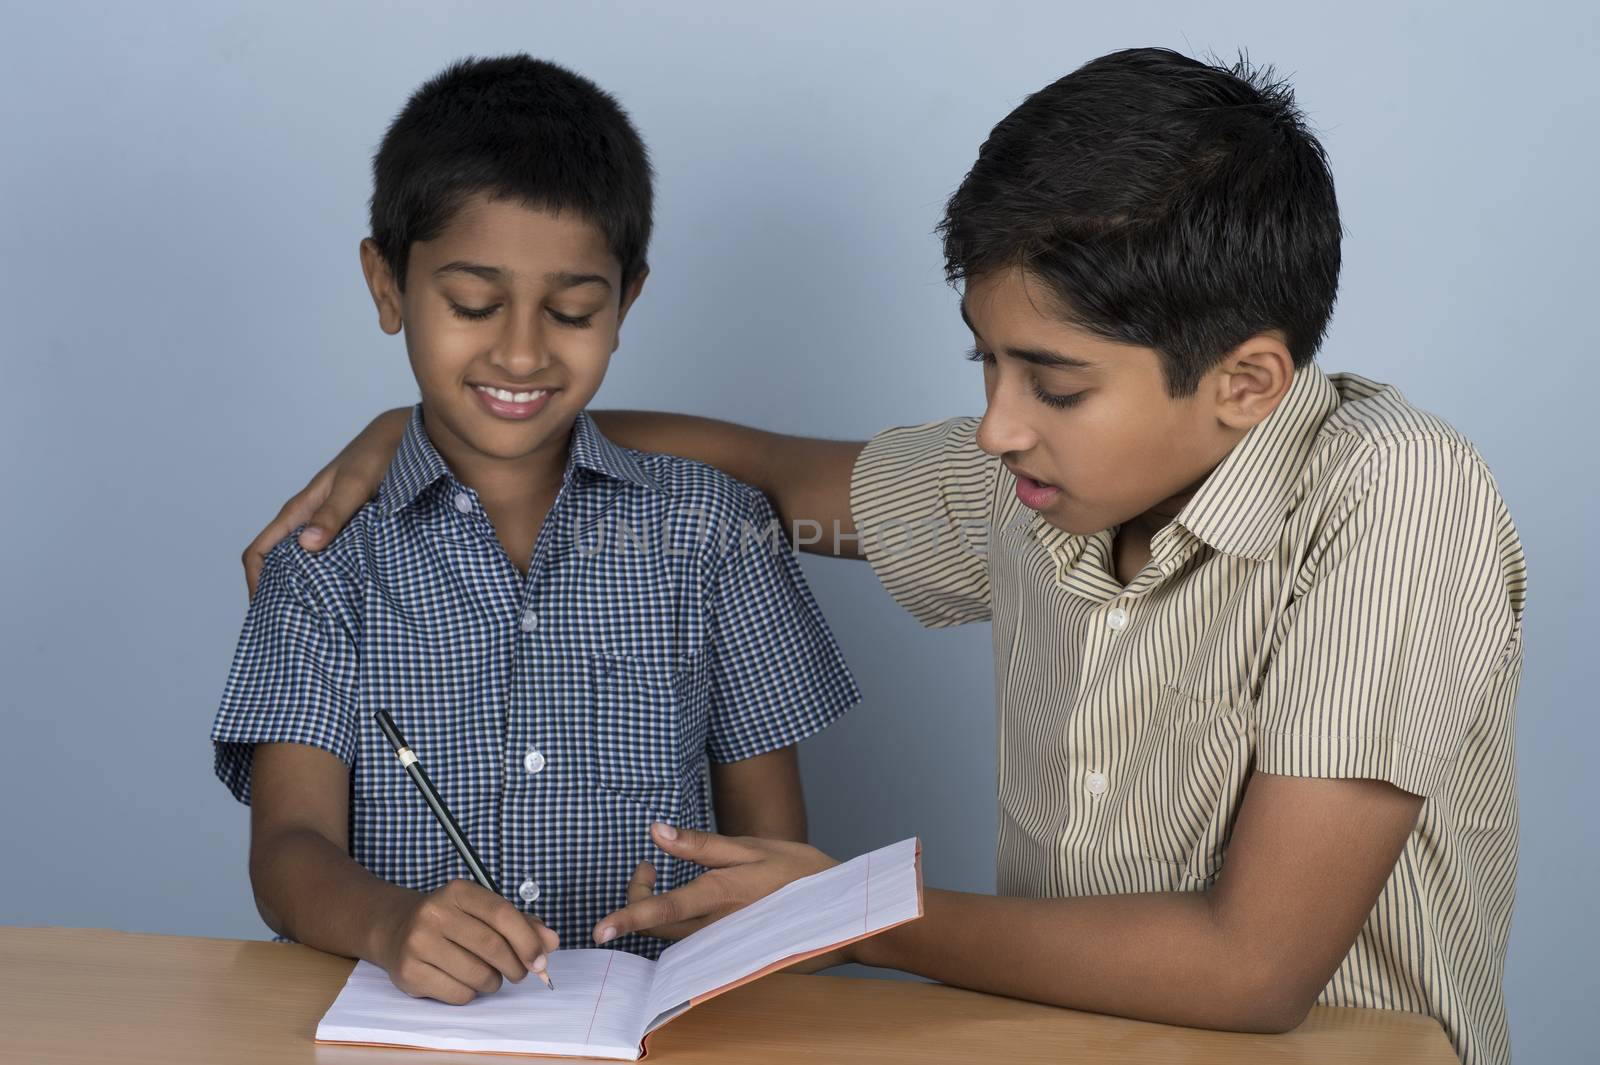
[
  {"xmin": 1129, "ymin": 684, "xmax": 1253, "ymax": 883},
  {"xmin": 587, "ymin": 651, "xmax": 691, "ymax": 818}
]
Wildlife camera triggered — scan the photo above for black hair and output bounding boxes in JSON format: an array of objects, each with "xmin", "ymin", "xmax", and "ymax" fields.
[
  {"xmin": 939, "ymin": 47, "xmax": 1342, "ymax": 396},
  {"xmin": 370, "ymin": 54, "xmax": 653, "ymax": 292}
]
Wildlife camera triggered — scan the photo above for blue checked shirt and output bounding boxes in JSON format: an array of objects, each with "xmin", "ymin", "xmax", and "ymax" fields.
[{"xmin": 212, "ymin": 407, "xmax": 859, "ymax": 957}]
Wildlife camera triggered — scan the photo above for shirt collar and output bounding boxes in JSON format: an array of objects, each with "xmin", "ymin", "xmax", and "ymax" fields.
[
  {"xmin": 378, "ymin": 405, "xmax": 663, "ymax": 517},
  {"xmin": 1170, "ymin": 361, "xmax": 1341, "ymax": 561},
  {"xmin": 566, "ymin": 408, "xmax": 663, "ymax": 494}
]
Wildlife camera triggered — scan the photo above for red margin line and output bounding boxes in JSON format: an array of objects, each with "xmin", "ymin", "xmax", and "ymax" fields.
[{"xmin": 584, "ymin": 951, "xmax": 616, "ymax": 1045}]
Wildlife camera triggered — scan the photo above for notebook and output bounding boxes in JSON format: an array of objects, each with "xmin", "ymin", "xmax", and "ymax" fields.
[{"xmin": 315, "ymin": 837, "xmax": 923, "ymax": 1060}]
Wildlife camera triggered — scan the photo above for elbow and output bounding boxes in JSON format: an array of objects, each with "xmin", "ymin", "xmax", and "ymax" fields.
[
  {"xmin": 1239, "ymin": 998, "xmax": 1314, "ymax": 1035},
  {"xmin": 1225, "ymin": 967, "xmax": 1319, "ymax": 1034},
  {"xmin": 247, "ymin": 862, "xmax": 287, "ymax": 938},
  {"xmin": 246, "ymin": 831, "xmax": 295, "ymax": 939}
]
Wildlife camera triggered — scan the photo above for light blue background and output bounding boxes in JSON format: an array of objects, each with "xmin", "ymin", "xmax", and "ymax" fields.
[{"xmin": 2, "ymin": 3, "xmax": 1593, "ymax": 1061}]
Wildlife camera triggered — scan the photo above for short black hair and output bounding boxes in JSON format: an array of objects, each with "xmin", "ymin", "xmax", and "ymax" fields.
[
  {"xmin": 370, "ymin": 55, "xmax": 653, "ymax": 292},
  {"xmin": 939, "ymin": 47, "xmax": 1342, "ymax": 396}
]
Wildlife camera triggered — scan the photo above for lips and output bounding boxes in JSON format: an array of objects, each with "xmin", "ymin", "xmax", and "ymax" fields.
[
  {"xmin": 1007, "ymin": 465, "xmax": 1062, "ymax": 511},
  {"xmin": 470, "ymin": 383, "xmax": 556, "ymax": 421}
]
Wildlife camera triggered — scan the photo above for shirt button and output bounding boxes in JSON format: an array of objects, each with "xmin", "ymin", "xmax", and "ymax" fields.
[
  {"xmin": 523, "ymin": 749, "xmax": 546, "ymax": 775},
  {"xmin": 1085, "ymin": 770, "xmax": 1108, "ymax": 796},
  {"xmin": 453, "ymin": 491, "xmax": 473, "ymax": 514},
  {"xmin": 1106, "ymin": 607, "xmax": 1128, "ymax": 631},
  {"xmin": 518, "ymin": 879, "xmax": 541, "ymax": 903},
  {"xmin": 520, "ymin": 610, "xmax": 539, "ymax": 633}
]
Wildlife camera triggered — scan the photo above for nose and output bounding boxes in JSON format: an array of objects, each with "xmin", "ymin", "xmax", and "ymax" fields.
[
  {"xmin": 975, "ymin": 380, "xmax": 1038, "ymax": 459},
  {"xmin": 487, "ymin": 307, "xmax": 553, "ymax": 378}
]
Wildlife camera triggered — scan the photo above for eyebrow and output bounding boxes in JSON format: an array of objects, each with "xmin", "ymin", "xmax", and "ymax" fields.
[
  {"xmin": 432, "ymin": 262, "xmax": 613, "ymax": 292},
  {"xmin": 959, "ymin": 299, "xmax": 1094, "ymax": 370}
]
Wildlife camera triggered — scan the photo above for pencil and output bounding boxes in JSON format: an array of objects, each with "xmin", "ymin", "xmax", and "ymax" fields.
[{"xmin": 373, "ymin": 709, "xmax": 555, "ymax": 991}]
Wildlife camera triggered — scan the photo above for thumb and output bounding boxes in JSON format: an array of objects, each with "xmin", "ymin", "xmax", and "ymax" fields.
[
  {"xmin": 301, "ymin": 467, "xmax": 378, "ymax": 551},
  {"xmin": 650, "ymin": 823, "xmax": 755, "ymax": 868}
]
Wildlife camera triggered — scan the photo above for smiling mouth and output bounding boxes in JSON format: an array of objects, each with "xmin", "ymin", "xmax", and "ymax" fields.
[
  {"xmin": 469, "ymin": 383, "xmax": 557, "ymax": 420},
  {"xmin": 472, "ymin": 384, "xmax": 550, "ymax": 403}
]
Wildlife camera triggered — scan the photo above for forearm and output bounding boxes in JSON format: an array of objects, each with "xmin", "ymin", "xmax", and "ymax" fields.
[
  {"xmin": 853, "ymin": 888, "xmax": 1312, "ymax": 1033},
  {"xmin": 717, "ymin": 793, "xmax": 807, "ymax": 842},
  {"xmin": 710, "ymin": 747, "xmax": 808, "ymax": 842},
  {"xmin": 591, "ymin": 411, "xmax": 780, "ymax": 490},
  {"xmin": 591, "ymin": 411, "xmax": 865, "ymax": 556},
  {"xmin": 249, "ymin": 825, "xmax": 414, "ymax": 963}
]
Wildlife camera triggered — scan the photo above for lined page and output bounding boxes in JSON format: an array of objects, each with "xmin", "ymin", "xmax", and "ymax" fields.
[
  {"xmin": 643, "ymin": 837, "xmax": 921, "ymax": 1030},
  {"xmin": 317, "ymin": 949, "xmax": 656, "ymax": 1060}
]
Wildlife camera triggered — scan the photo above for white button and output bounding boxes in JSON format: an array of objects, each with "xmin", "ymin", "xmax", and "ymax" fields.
[
  {"xmin": 523, "ymin": 749, "xmax": 546, "ymax": 775},
  {"xmin": 453, "ymin": 491, "xmax": 473, "ymax": 514},
  {"xmin": 1086, "ymin": 770, "xmax": 1108, "ymax": 796},
  {"xmin": 520, "ymin": 610, "xmax": 539, "ymax": 633},
  {"xmin": 1106, "ymin": 607, "xmax": 1128, "ymax": 631},
  {"xmin": 518, "ymin": 879, "xmax": 541, "ymax": 903}
]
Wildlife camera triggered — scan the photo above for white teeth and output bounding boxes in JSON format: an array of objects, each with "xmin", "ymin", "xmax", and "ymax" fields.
[{"xmin": 476, "ymin": 386, "xmax": 547, "ymax": 404}]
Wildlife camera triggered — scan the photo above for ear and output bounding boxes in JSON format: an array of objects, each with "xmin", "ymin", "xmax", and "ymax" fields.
[
  {"xmin": 611, "ymin": 266, "xmax": 650, "ymax": 350},
  {"xmin": 359, "ymin": 238, "xmax": 405, "ymax": 335},
  {"xmin": 1208, "ymin": 332, "xmax": 1295, "ymax": 432}
]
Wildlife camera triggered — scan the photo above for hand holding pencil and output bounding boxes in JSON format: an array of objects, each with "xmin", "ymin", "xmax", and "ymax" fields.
[
  {"xmin": 370, "ymin": 879, "xmax": 559, "ymax": 1004},
  {"xmin": 373, "ymin": 710, "xmax": 559, "ymax": 1001}
]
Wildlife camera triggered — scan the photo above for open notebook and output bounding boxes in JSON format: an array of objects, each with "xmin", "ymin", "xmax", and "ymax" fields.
[{"xmin": 316, "ymin": 837, "xmax": 922, "ymax": 1060}]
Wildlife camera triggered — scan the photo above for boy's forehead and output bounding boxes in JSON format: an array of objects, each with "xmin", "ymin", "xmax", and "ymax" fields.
[
  {"xmin": 413, "ymin": 193, "xmax": 621, "ymax": 282},
  {"xmin": 966, "ymin": 270, "xmax": 1083, "ymax": 335},
  {"xmin": 962, "ymin": 270, "xmax": 1115, "ymax": 361}
]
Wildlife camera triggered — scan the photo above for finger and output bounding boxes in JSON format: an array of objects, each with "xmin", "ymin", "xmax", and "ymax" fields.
[
  {"xmin": 526, "ymin": 916, "xmax": 560, "ymax": 959},
  {"xmin": 648, "ymin": 823, "xmax": 762, "ymax": 868},
  {"xmin": 453, "ymin": 885, "xmax": 550, "ymax": 972},
  {"xmin": 625, "ymin": 860, "xmax": 657, "ymax": 905},
  {"xmin": 428, "ymin": 934, "xmax": 506, "ymax": 995},
  {"xmin": 445, "ymin": 912, "xmax": 530, "ymax": 985},
  {"xmin": 392, "ymin": 956, "xmax": 479, "ymax": 1006},
  {"xmin": 240, "ymin": 455, "xmax": 337, "ymax": 591},
  {"xmin": 302, "ymin": 465, "xmax": 380, "ymax": 550},
  {"xmin": 242, "ymin": 492, "xmax": 319, "ymax": 598},
  {"xmin": 593, "ymin": 875, "xmax": 725, "ymax": 945},
  {"xmin": 617, "ymin": 861, "xmax": 706, "ymax": 940}
]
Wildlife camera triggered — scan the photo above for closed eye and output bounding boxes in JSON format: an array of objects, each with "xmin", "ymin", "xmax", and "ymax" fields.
[
  {"xmin": 970, "ymin": 347, "xmax": 1083, "ymax": 409},
  {"xmin": 450, "ymin": 302, "xmax": 499, "ymax": 322},
  {"xmin": 548, "ymin": 309, "xmax": 594, "ymax": 329},
  {"xmin": 1031, "ymin": 381, "xmax": 1084, "ymax": 409}
]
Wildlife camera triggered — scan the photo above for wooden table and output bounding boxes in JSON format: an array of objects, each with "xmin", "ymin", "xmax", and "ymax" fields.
[{"xmin": 0, "ymin": 928, "xmax": 1458, "ymax": 1064}]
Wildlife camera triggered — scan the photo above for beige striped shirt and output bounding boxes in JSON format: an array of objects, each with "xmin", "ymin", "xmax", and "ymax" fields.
[{"xmin": 849, "ymin": 364, "xmax": 1525, "ymax": 1065}]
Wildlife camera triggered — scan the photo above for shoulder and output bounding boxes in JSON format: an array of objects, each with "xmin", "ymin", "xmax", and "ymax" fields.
[
  {"xmin": 625, "ymin": 449, "xmax": 778, "ymax": 524},
  {"xmin": 1314, "ymin": 373, "xmax": 1507, "ymax": 507},
  {"xmin": 1323, "ymin": 372, "xmax": 1481, "ymax": 454},
  {"xmin": 254, "ymin": 501, "xmax": 377, "ymax": 610},
  {"xmin": 859, "ymin": 415, "xmax": 990, "ymax": 472},
  {"xmin": 614, "ymin": 449, "xmax": 797, "ymax": 573},
  {"xmin": 853, "ymin": 415, "xmax": 1002, "ymax": 519},
  {"xmin": 1299, "ymin": 373, "xmax": 1526, "ymax": 612}
]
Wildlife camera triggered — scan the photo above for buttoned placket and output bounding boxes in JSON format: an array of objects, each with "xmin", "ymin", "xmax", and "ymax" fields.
[
  {"xmin": 1045, "ymin": 520, "xmax": 1199, "ymax": 846},
  {"xmin": 449, "ymin": 475, "xmax": 573, "ymax": 914}
]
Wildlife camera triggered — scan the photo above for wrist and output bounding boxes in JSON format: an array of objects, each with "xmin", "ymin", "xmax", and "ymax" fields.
[
  {"xmin": 360, "ymin": 884, "xmax": 413, "ymax": 967},
  {"xmin": 851, "ymin": 925, "xmax": 892, "ymax": 969}
]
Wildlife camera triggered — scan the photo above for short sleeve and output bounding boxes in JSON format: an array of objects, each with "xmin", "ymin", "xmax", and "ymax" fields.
[
  {"xmin": 703, "ymin": 489, "xmax": 861, "ymax": 764},
  {"xmin": 1254, "ymin": 438, "xmax": 1526, "ymax": 798},
  {"xmin": 849, "ymin": 417, "xmax": 1000, "ymax": 628},
  {"xmin": 210, "ymin": 542, "xmax": 361, "ymax": 803}
]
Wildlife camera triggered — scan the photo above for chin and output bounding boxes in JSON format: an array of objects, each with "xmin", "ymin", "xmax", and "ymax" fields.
[{"xmin": 1039, "ymin": 501, "xmax": 1113, "ymax": 537}]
